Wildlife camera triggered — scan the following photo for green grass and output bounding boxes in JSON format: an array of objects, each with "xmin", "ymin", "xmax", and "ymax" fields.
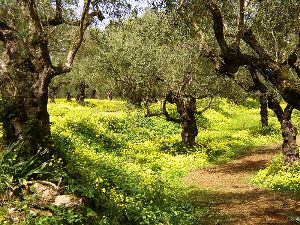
[
  {"xmin": 0, "ymin": 98, "xmax": 285, "ymax": 224},
  {"xmin": 47, "ymin": 98, "xmax": 280, "ymax": 224}
]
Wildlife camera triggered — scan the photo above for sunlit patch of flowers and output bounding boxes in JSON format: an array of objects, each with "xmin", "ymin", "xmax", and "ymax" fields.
[
  {"xmin": 0, "ymin": 98, "xmax": 283, "ymax": 224},
  {"xmin": 252, "ymin": 155, "xmax": 300, "ymax": 192}
]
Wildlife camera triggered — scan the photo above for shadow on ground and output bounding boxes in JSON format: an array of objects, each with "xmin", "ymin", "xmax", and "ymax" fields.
[{"xmin": 185, "ymin": 144, "xmax": 300, "ymax": 225}]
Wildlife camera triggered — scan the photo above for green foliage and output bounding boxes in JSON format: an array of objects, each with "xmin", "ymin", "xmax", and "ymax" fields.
[
  {"xmin": 0, "ymin": 142, "xmax": 50, "ymax": 195},
  {"xmin": 47, "ymin": 98, "xmax": 279, "ymax": 224},
  {"xmin": 252, "ymin": 155, "xmax": 300, "ymax": 192},
  {"xmin": 0, "ymin": 98, "xmax": 284, "ymax": 224},
  {"xmin": 25, "ymin": 206, "xmax": 99, "ymax": 225},
  {"xmin": 290, "ymin": 214, "xmax": 300, "ymax": 224}
]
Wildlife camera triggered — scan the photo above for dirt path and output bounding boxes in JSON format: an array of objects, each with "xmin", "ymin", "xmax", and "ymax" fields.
[{"xmin": 184, "ymin": 144, "xmax": 300, "ymax": 225}]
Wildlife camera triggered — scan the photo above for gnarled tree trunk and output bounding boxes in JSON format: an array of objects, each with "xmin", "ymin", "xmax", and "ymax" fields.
[
  {"xmin": 66, "ymin": 92, "xmax": 72, "ymax": 101},
  {"xmin": 90, "ymin": 89, "xmax": 97, "ymax": 99},
  {"xmin": 0, "ymin": 26, "xmax": 52, "ymax": 158},
  {"xmin": 246, "ymin": 67, "xmax": 299, "ymax": 165},
  {"xmin": 268, "ymin": 98, "xmax": 299, "ymax": 165},
  {"xmin": 163, "ymin": 92, "xmax": 198, "ymax": 146},
  {"xmin": 76, "ymin": 81, "xmax": 89, "ymax": 103},
  {"xmin": 281, "ymin": 105, "xmax": 299, "ymax": 165},
  {"xmin": 179, "ymin": 97, "xmax": 198, "ymax": 146},
  {"xmin": 49, "ymin": 81, "xmax": 70, "ymax": 103},
  {"xmin": 0, "ymin": 0, "xmax": 103, "ymax": 161}
]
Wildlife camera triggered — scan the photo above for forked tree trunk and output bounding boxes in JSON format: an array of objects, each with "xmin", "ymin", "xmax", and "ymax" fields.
[
  {"xmin": 249, "ymin": 68, "xmax": 299, "ymax": 165},
  {"xmin": 0, "ymin": 0, "xmax": 102, "ymax": 164},
  {"xmin": 163, "ymin": 92, "xmax": 198, "ymax": 146},
  {"xmin": 259, "ymin": 94, "xmax": 268, "ymax": 128}
]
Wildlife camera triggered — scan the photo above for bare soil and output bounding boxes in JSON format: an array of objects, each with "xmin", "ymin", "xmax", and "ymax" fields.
[{"xmin": 184, "ymin": 144, "xmax": 300, "ymax": 225}]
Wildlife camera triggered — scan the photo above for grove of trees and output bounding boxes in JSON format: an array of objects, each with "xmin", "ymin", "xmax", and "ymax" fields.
[{"xmin": 1, "ymin": 1, "xmax": 300, "ymax": 220}]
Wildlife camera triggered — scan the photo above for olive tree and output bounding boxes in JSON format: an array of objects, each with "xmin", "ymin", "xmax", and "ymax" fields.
[
  {"xmin": 165, "ymin": 0, "xmax": 300, "ymax": 164},
  {"xmin": 92, "ymin": 11, "xmax": 230, "ymax": 146},
  {"xmin": 0, "ymin": 0, "xmax": 130, "ymax": 159}
]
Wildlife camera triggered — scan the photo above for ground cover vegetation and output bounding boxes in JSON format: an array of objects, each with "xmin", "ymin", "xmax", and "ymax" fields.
[
  {"xmin": 1, "ymin": 0, "xmax": 300, "ymax": 224},
  {"xmin": 0, "ymin": 98, "xmax": 283, "ymax": 224}
]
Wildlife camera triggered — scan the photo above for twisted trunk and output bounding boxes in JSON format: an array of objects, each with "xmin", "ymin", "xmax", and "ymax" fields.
[
  {"xmin": 0, "ymin": 26, "xmax": 52, "ymax": 158},
  {"xmin": 66, "ymin": 92, "xmax": 72, "ymax": 101},
  {"xmin": 163, "ymin": 92, "xmax": 198, "ymax": 146},
  {"xmin": 0, "ymin": 0, "xmax": 101, "ymax": 161},
  {"xmin": 76, "ymin": 81, "xmax": 89, "ymax": 103}
]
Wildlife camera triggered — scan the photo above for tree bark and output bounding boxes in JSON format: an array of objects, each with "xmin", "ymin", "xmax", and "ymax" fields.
[
  {"xmin": 163, "ymin": 92, "xmax": 198, "ymax": 146},
  {"xmin": 66, "ymin": 92, "xmax": 72, "ymax": 101},
  {"xmin": 246, "ymin": 67, "xmax": 299, "ymax": 165},
  {"xmin": 90, "ymin": 89, "xmax": 97, "ymax": 99},
  {"xmin": 267, "ymin": 98, "xmax": 299, "ymax": 165},
  {"xmin": 179, "ymin": 97, "xmax": 198, "ymax": 146},
  {"xmin": 107, "ymin": 90, "xmax": 113, "ymax": 100},
  {"xmin": 0, "ymin": 0, "xmax": 102, "ymax": 161},
  {"xmin": 49, "ymin": 81, "xmax": 70, "ymax": 103},
  {"xmin": 0, "ymin": 23, "xmax": 52, "ymax": 158},
  {"xmin": 76, "ymin": 81, "xmax": 89, "ymax": 103},
  {"xmin": 259, "ymin": 94, "xmax": 268, "ymax": 128},
  {"xmin": 281, "ymin": 105, "xmax": 299, "ymax": 165}
]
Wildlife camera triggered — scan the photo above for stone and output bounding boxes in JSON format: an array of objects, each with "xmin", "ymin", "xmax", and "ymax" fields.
[
  {"xmin": 53, "ymin": 195, "xmax": 83, "ymax": 208},
  {"xmin": 29, "ymin": 181, "xmax": 60, "ymax": 208},
  {"xmin": 9, "ymin": 208, "xmax": 24, "ymax": 223}
]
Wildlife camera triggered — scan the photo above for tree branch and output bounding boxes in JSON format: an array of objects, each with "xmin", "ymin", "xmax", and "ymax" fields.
[
  {"xmin": 177, "ymin": 0, "xmax": 185, "ymax": 12},
  {"xmin": 234, "ymin": 0, "xmax": 245, "ymax": 52},
  {"xmin": 284, "ymin": 4, "xmax": 300, "ymax": 76},
  {"xmin": 242, "ymin": 29, "xmax": 272, "ymax": 60},
  {"xmin": 162, "ymin": 98, "xmax": 181, "ymax": 123},
  {"xmin": 283, "ymin": 104, "xmax": 294, "ymax": 122},
  {"xmin": 204, "ymin": 0, "xmax": 228, "ymax": 56},
  {"xmin": 179, "ymin": 74, "xmax": 192, "ymax": 94},
  {"xmin": 248, "ymin": 66, "xmax": 268, "ymax": 93},
  {"xmin": 23, "ymin": 0, "xmax": 53, "ymax": 68},
  {"xmin": 42, "ymin": 0, "xmax": 64, "ymax": 26},
  {"xmin": 0, "ymin": 21, "xmax": 14, "ymax": 42},
  {"xmin": 53, "ymin": 0, "xmax": 104, "ymax": 76}
]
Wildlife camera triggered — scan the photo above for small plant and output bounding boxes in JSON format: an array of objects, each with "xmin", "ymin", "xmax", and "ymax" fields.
[{"xmin": 0, "ymin": 141, "xmax": 56, "ymax": 196}]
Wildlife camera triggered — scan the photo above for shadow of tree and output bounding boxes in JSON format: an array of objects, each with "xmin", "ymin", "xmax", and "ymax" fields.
[
  {"xmin": 188, "ymin": 188, "xmax": 300, "ymax": 225},
  {"xmin": 185, "ymin": 145, "xmax": 300, "ymax": 225}
]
